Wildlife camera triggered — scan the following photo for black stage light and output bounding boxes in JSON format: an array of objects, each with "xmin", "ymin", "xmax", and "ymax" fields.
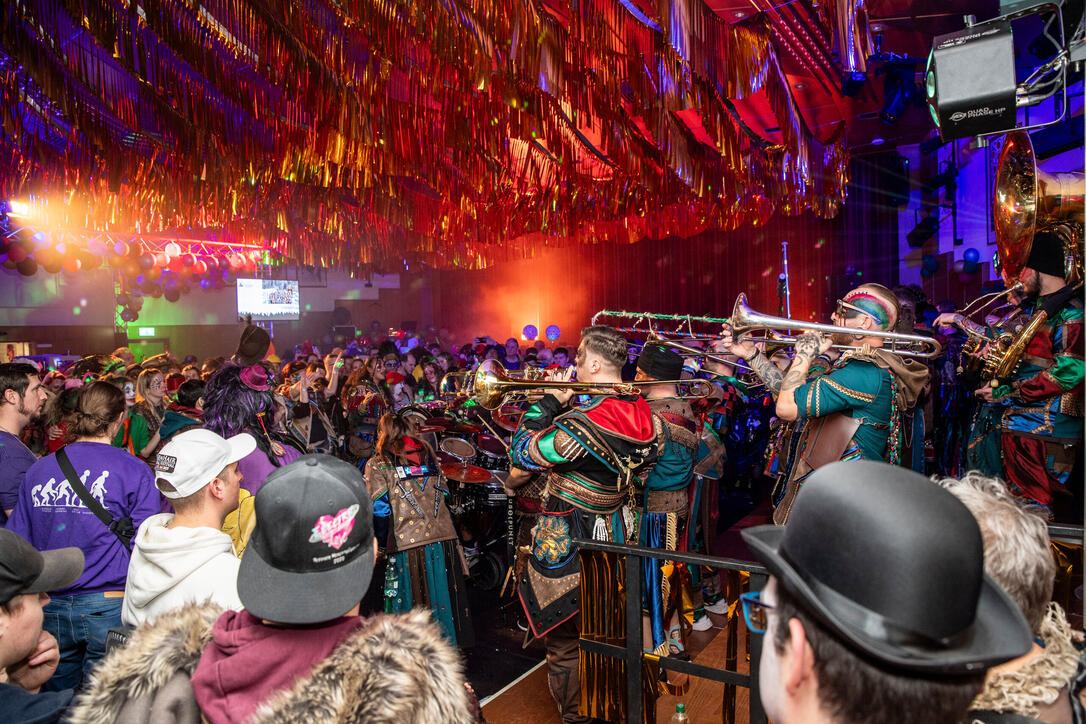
[
  {"xmin": 921, "ymin": 165, "xmax": 958, "ymax": 196},
  {"xmin": 878, "ymin": 61, "xmax": 923, "ymax": 124},
  {"xmin": 925, "ymin": 20, "xmax": 1016, "ymax": 141},
  {"xmin": 907, "ymin": 215, "xmax": 941, "ymax": 247}
]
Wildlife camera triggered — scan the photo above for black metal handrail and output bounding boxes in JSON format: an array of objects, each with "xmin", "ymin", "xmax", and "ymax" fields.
[{"xmin": 574, "ymin": 538, "xmax": 769, "ymax": 724}]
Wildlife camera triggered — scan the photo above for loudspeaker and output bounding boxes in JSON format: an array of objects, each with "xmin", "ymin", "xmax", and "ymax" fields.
[{"xmin": 925, "ymin": 20, "xmax": 1016, "ymax": 141}]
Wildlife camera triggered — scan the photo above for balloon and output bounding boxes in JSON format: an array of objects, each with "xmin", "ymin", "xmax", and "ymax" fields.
[
  {"xmin": 952, "ymin": 259, "xmax": 965, "ymax": 273},
  {"xmin": 921, "ymin": 266, "xmax": 935, "ymax": 278},
  {"xmin": 181, "ymin": 253, "xmax": 196, "ymax": 268},
  {"xmin": 167, "ymin": 255, "xmax": 185, "ymax": 272},
  {"xmin": 120, "ymin": 308, "xmax": 137, "ymax": 323},
  {"xmin": 138, "ymin": 253, "xmax": 154, "ymax": 270},
  {"xmin": 164, "ymin": 287, "xmax": 181, "ymax": 303},
  {"xmin": 192, "ymin": 259, "xmax": 208, "ymax": 275},
  {"xmin": 165, "ymin": 242, "xmax": 182, "ymax": 258},
  {"xmin": 88, "ymin": 240, "xmax": 108, "ymax": 257},
  {"xmin": 16, "ymin": 258, "xmax": 38, "ymax": 276},
  {"xmin": 117, "ymin": 292, "xmax": 130, "ymax": 307},
  {"xmin": 140, "ymin": 279, "xmax": 156, "ymax": 294},
  {"xmin": 921, "ymin": 254, "xmax": 938, "ymax": 272},
  {"xmin": 963, "ymin": 247, "xmax": 980, "ymax": 264},
  {"xmin": 963, "ymin": 260, "xmax": 978, "ymax": 274},
  {"xmin": 113, "ymin": 241, "xmax": 130, "ymax": 256},
  {"xmin": 153, "ymin": 252, "xmax": 168, "ymax": 268},
  {"xmin": 129, "ymin": 295, "xmax": 143, "ymax": 311},
  {"xmin": 31, "ymin": 232, "xmax": 49, "ymax": 250},
  {"xmin": 199, "ymin": 278, "xmax": 213, "ymax": 290},
  {"xmin": 0, "ymin": 238, "xmax": 10, "ymax": 255},
  {"xmin": 6, "ymin": 245, "xmax": 27, "ymax": 263},
  {"xmin": 149, "ymin": 284, "xmax": 163, "ymax": 298},
  {"xmin": 43, "ymin": 259, "xmax": 63, "ymax": 275},
  {"xmin": 545, "ymin": 325, "xmax": 561, "ymax": 341},
  {"xmin": 63, "ymin": 256, "xmax": 82, "ymax": 273},
  {"xmin": 522, "ymin": 325, "xmax": 538, "ymax": 340},
  {"xmin": 1, "ymin": 260, "xmax": 14, "ymax": 270},
  {"xmin": 128, "ymin": 242, "xmax": 142, "ymax": 258},
  {"xmin": 147, "ymin": 266, "xmax": 162, "ymax": 281},
  {"xmin": 82, "ymin": 254, "xmax": 102, "ymax": 271}
]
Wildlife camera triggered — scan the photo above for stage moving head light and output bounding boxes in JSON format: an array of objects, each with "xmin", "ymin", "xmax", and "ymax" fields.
[{"xmin": 925, "ymin": 20, "xmax": 1017, "ymax": 142}]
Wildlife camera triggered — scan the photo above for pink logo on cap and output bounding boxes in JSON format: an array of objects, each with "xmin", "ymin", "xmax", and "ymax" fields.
[{"xmin": 309, "ymin": 504, "xmax": 360, "ymax": 550}]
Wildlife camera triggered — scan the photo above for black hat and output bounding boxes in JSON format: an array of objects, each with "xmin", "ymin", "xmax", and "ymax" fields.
[
  {"xmin": 1025, "ymin": 230, "xmax": 1066, "ymax": 278},
  {"xmin": 237, "ymin": 455, "xmax": 375, "ymax": 624},
  {"xmin": 636, "ymin": 343, "xmax": 683, "ymax": 380},
  {"xmin": 742, "ymin": 460, "xmax": 1031, "ymax": 674},
  {"xmin": 235, "ymin": 325, "xmax": 271, "ymax": 367},
  {"xmin": 0, "ymin": 530, "xmax": 84, "ymax": 604}
]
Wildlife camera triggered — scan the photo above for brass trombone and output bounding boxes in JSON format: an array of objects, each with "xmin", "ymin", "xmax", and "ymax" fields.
[
  {"xmin": 730, "ymin": 294, "xmax": 944, "ymax": 359},
  {"xmin": 471, "ymin": 360, "xmax": 715, "ymax": 410}
]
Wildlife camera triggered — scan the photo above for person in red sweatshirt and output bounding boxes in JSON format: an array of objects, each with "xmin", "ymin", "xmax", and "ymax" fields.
[{"xmin": 67, "ymin": 455, "xmax": 479, "ymax": 723}]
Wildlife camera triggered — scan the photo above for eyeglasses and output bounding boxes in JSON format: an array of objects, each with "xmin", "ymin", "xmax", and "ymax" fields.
[
  {"xmin": 740, "ymin": 591, "xmax": 775, "ymax": 634},
  {"xmin": 835, "ymin": 299, "xmax": 880, "ymax": 324},
  {"xmin": 149, "ymin": 379, "xmax": 166, "ymax": 389},
  {"xmin": 383, "ymin": 361, "xmax": 399, "ymax": 369}
]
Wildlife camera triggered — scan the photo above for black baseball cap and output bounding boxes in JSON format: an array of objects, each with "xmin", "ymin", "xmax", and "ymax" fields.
[
  {"xmin": 0, "ymin": 530, "xmax": 84, "ymax": 604},
  {"xmin": 237, "ymin": 455, "xmax": 375, "ymax": 624}
]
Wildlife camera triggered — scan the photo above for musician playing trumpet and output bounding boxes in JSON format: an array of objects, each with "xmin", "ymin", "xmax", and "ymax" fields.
[{"xmin": 721, "ymin": 283, "xmax": 929, "ymax": 523}]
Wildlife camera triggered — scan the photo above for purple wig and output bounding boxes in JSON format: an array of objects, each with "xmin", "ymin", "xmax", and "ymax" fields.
[{"xmin": 201, "ymin": 364, "xmax": 273, "ymax": 439}]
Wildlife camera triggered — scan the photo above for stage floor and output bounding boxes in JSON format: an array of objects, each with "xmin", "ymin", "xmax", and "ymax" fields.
[{"xmin": 481, "ymin": 605, "xmax": 755, "ymax": 723}]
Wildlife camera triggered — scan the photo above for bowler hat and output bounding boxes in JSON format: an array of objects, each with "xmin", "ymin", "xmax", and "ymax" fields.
[
  {"xmin": 742, "ymin": 460, "xmax": 1031, "ymax": 674},
  {"xmin": 236, "ymin": 325, "xmax": 271, "ymax": 367}
]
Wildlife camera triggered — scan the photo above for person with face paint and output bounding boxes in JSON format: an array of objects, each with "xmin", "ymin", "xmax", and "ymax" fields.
[{"xmin": 723, "ymin": 283, "xmax": 930, "ymax": 524}]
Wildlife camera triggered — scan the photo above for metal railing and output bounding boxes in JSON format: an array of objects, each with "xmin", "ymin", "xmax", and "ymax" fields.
[{"xmin": 575, "ymin": 538, "xmax": 769, "ymax": 724}]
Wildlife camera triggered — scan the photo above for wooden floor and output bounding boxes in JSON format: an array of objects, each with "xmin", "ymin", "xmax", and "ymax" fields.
[{"xmin": 481, "ymin": 608, "xmax": 753, "ymax": 724}]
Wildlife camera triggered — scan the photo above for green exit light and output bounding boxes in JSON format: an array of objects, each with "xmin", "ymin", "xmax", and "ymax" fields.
[{"xmin": 137, "ymin": 327, "xmax": 156, "ymax": 337}]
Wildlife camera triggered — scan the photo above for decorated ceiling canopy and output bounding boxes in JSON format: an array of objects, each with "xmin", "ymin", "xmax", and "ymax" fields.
[{"xmin": 0, "ymin": 0, "xmax": 857, "ymax": 272}]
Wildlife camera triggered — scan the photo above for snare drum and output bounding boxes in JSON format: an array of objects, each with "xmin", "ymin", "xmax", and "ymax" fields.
[
  {"xmin": 474, "ymin": 434, "xmax": 509, "ymax": 471},
  {"xmin": 438, "ymin": 436, "xmax": 476, "ymax": 463}
]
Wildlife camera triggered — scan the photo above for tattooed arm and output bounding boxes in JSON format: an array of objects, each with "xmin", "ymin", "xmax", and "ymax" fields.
[
  {"xmin": 747, "ymin": 351, "xmax": 785, "ymax": 394},
  {"xmin": 776, "ymin": 333, "xmax": 831, "ymax": 421}
]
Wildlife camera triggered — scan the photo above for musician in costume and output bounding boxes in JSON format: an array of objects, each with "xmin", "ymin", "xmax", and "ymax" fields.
[
  {"xmin": 724, "ymin": 283, "xmax": 929, "ymax": 523},
  {"xmin": 633, "ymin": 345, "xmax": 699, "ymax": 657},
  {"xmin": 942, "ymin": 232, "xmax": 1083, "ymax": 519},
  {"xmin": 363, "ymin": 411, "xmax": 474, "ymax": 647},
  {"xmin": 509, "ymin": 325, "xmax": 659, "ymax": 723}
]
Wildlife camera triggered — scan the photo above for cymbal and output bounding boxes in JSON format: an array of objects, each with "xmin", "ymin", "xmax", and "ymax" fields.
[
  {"xmin": 440, "ymin": 463, "xmax": 493, "ymax": 484},
  {"xmin": 417, "ymin": 425, "xmax": 445, "ymax": 434},
  {"xmin": 492, "ymin": 406, "xmax": 524, "ymax": 432},
  {"xmin": 448, "ymin": 422, "xmax": 483, "ymax": 434}
]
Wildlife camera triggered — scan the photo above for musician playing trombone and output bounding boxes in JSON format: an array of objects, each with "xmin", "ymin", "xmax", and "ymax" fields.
[
  {"xmin": 508, "ymin": 325, "xmax": 660, "ymax": 723},
  {"xmin": 721, "ymin": 283, "xmax": 929, "ymax": 524}
]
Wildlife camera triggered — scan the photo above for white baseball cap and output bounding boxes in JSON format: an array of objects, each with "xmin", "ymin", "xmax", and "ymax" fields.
[{"xmin": 154, "ymin": 429, "xmax": 256, "ymax": 499}]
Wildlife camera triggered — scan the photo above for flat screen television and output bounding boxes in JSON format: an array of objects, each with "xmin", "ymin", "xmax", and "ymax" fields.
[{"xmin": 236, "ymin": 278, "xmax": 300, "ymax": 321}]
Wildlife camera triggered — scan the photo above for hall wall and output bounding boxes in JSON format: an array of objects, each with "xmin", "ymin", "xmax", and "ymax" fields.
[{"xmin": 432, "ymin": 156, "xmax": 903, "ymax": 345}]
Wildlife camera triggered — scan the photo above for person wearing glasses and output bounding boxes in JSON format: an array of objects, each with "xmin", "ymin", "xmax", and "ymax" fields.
[
  {"xmin": 739, "ymin": 460, "xmax": 1031, "ymax": 724},
  {"xmin": 722, "ymin": 283, "xmax": 929, "ymax": 524}
]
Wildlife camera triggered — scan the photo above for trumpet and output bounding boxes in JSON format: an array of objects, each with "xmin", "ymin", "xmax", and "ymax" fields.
[
  {"xmin": 471, "ymin": 360, "xmax": 715, "ymax": 410},
  {"xmin": 730, "ymin": 294, "xmax": 944, "ymax": 359}
]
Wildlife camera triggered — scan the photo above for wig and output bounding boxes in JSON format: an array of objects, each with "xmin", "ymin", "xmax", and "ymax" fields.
[{"xmin": 202, "ymin": 364, "xmax": 273, "ymax": 438}]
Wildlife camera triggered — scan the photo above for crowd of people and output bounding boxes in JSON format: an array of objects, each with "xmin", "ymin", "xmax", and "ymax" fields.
[{"xmin": 0, "ymin": 230, "xmax": 1081, "ymax": 724}]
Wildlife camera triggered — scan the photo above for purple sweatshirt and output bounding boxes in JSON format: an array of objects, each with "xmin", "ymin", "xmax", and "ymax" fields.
[
  {"xmin": 6, "ymin": 442, "xmax": 159, "ymax": 596},
  {"xmin": 236, "ymin": 445, "xmax": 300, "ymax": 496}
]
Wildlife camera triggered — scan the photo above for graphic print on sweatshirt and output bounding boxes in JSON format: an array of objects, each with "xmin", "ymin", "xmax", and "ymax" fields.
[{"xmin": 30, "ymin": 469, "xmax": 110, "ymax": 509}]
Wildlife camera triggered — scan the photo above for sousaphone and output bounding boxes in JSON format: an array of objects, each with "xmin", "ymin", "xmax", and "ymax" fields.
[{"xmin": 993, "ymin": 131, "xmax": 1083, "ymax": 284}]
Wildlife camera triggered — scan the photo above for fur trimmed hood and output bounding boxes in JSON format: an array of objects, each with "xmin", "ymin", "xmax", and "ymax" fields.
[{"xmin": 68, "ymin": 603, "xmax": 475, "ymax": 724}]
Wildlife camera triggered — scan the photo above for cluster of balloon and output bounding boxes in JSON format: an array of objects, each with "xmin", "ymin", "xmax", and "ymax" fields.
[
  {"xmin": 923, "ymin": 248, "xmax": 983, "ymax": 283},
  {"xmin": 1, "ymin": 230, "xmax": 265, "ymax": 289}
]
